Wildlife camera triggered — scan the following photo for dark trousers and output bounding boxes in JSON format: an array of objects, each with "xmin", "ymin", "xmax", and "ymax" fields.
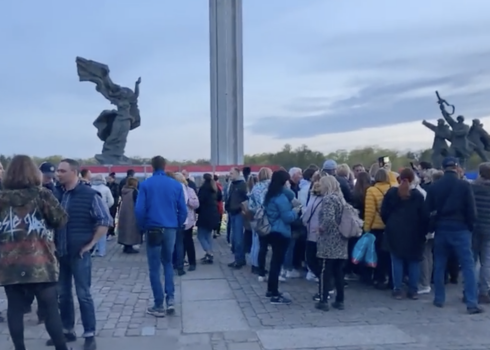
[
  {"xmin": 345, "ymin": 236, "xmax": 360, "ymax": 275},
  {"xmin": 183, "ymin": 228, "xmax": 196, "ymax": 266},
  {"xmin": 293, "ymin": 235, "xmax": 306, "ymax": 270},
  {"xmin": 108, "ymin": 205, "xmax": 117, "ymax": 236},
  {"xmin": 305, "ymin": 241, "xmax": 321, "ymax": 278},
  {"xmin": 173, "ymin": 229, "xmax": 185, "ymax": 270},
  {"xmin": 319, "ymin": 258, "xmax": 345, "ymax": 303},
  {"xmin": 5, "ymin": 282, "xmax": 67, "ymax": 350},
  {"xmin": 265, "ymin": 232, "xmax": 290, "ymax": 296},
  {"xmin": 372, "ymin": 229, "xmax": 392, "ymax": 284},
  {"xmin": 258, "ymin": 235, "xmax": 268, "ymax": 276},
  {"xmin": 244, "ymin": 229, "xmax": 253, "ymax": 254},
  {"xmin": 446, "ymin": 252, "xmax": 459, "ymax": 282}
]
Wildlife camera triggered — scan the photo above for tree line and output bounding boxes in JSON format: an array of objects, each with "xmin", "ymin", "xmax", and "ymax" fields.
[{"xmin": 0, "ymin": 144, "xmax": 485, "ymax": 171}]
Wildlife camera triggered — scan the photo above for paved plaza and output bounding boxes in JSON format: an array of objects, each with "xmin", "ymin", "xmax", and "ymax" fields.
[{"xmin": 1, "ymin": 236, "xmax": 490, "ymax": 350}]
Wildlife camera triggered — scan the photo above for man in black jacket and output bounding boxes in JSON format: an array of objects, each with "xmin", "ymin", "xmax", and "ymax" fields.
[
  {"xmin": 107, "ymin": 173, "xmax": 120, "ymax": 239},
  {"xmin": 426, "ymin": 157, "xmax": 482, "ymax": 314},
  {"xmin": 471, "ymin": 162, "xmax": 490, "ymax": 304},
  {"xmin": 225, "ymin": 167, "xmax": 248, "ymax": 269},
  {"xmin": 321, "ymin": 159, "xmax": 352, "ymax": 203}
]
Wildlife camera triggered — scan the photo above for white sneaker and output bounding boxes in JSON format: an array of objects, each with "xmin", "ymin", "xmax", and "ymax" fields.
[
  {"xmin": 286, "ymin": 270, "xmax": 301, "ymax": 279},
  {"xmin": 258, "ymin": 276, "xmax": 267, "ymax": 282},
  {"xmin": 418, "ymin": 286, "xmax": 431, "ymax": 294},
  {"xmin": 306, "ymin": 271, "xmax": 316, "ymax": 281},
  {"xmin": 279, "ymin": 275, "xmax": 286, "ymax": 282}
]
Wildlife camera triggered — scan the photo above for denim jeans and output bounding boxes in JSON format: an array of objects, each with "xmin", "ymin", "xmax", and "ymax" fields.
[
  {"xmin": 249, "ymin": 231, "xmax": 260, "ymax": 267},
  {"xmin": 146, "ymin": 228, "xmax": 177, "ymax": 307},
  {"xmin": 95, "ymin": 235, "xmax": 106, "ymax": 256},
  {"xmin": 391, "ymin": 254, "xmax": 420, "ymax": 293},
  {"xmin": 283, "ymin": 237, "xmax": 297, "ymax": 271},
  {"xmin": 226, "ymin": 214, "xmax": 231, "ymax": 244},
  {"xmin": 174, "ymin": 229, "xmax": 185, "ymax": 270},
  {"xmin": 58, "ymin": 253, "xmax": 96, "ymax": 337},
  {"xmin": 433, "ymin": 229, "xmax": 477, "ymax": 308},
  {"xmin": 230, "ymin": 214, "xmax": 245, "ymax": 264},
  {"xmin": 197, "ymin": 227, "xmax": 213, "ymax": 253},
  {"xmin": 476, "ymin": 235, "xmax": 490, "ymax": 295}
]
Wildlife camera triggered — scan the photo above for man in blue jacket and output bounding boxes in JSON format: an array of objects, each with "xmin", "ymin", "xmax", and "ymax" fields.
[
  {"xmin": 135, "ymin": 156, "xmax": 187, "ymax": 317},
  {"xmin": 426, "ymin": 157, "xmax": 482, "ymax": 314}
]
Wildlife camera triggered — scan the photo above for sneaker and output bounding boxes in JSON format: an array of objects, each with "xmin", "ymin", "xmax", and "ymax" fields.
[
  {"xmin": 107, "ymin": 235, "xmax": 113, "ymax": 241},
  {"xmin": 270, "ymin": 295, "xmax": 291, "ymax": 305},
  {"xmin": 344, "ymin": 273, "xmax": 358, "ymax": 281},
  {"xmin": 331, "ymin": 301, "xmax": 345, "ymax": 310},
  {"xmin": 312, "ymin": 293, "xmax": 321, "ymax": 302},
  {"xmin": 418, "ymin": 286, "xmax": 431, "ymax": 295},
  {"xmin": 228, "ymin": 262, "xmax": 245, "ymax": 269},
  {"xmin": 407, "ymin": 292, "xmax": 419, "ymax": 300},
  {"xmin": 286, "ymin": 270, "xmax": 301, "ymax": 279},
  {"xmin": 177, "ymin": 269, "xmax": 186, "ymax": 276},
  {"xmin": 315, "ymin": 301, "xmax": 329, "ymax": 311},
  {"xmin": 146, "ymin": 306, "xmax": 166, "ymax": 318},
  {"xmin": 478, "ymin": 294, "xmax": 490, "ymax": 304},
  {"xmin": 468, "ymin": 306, "xmax": 484, "ymax": 314},
  {"xmin": 188, "ymin": 265, "xmax": 196, "ymax": 272},
  {"xmin": 46, "ymin": 332, "xmax": 77, "ymax": 346},
  {"xmin": 329, "ymin": 289, "xmax": 335, "ymax": 295},
  {"xmin": 306, "ymin": 271, "xmax": 317, "ymax": 281},
  {"xmin": 84, "ymin": 336, "xmax": 96, "ymax": 350},
  {"xmin": 166, "ymin": 299, "xmax": 175, "ymax": 315},
  {"xmin": 392, "ymin": 289, "xmax": 403, "ymax": 300},
  {"xmin": 258, "ymin": 275, "xmax": 266, "ymax": 282},
  {"xmin": 278, "ymin": 275, "xmax": 287, "ymax": 282}
]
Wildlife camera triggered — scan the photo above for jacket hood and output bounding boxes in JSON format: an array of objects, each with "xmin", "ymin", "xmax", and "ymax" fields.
[
  {"xmin": 91, "ymin": 178, "xmax": 106, "ymax": 186},
  {"xmin": 122, "ymin": 187, "xmax": 134, "ymax": 196},
  {"xmin": 232, "ymin": 177, "xmax": 245, "ymax": 184},
  {"xmin": 374, "ymin": 182, "xmax": 391, "ymax": 191},
  {"xmin": 0, "ymin": 187, "xmax": 42, "ymax": 207}
]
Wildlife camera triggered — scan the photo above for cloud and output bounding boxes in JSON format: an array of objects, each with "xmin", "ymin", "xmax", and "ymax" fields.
[{"xmin": 1, "ymin": 0, "xmax": 490, "ymax": 161}]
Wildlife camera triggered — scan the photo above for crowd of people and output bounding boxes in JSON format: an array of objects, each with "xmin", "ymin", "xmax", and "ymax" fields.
[{"xmin": 0, "ymin": 153, "xmax": 488, "ymax": 350}]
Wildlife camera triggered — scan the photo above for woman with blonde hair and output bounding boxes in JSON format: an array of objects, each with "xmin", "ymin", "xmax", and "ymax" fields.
[
  {"xmin": 118, "ymin": 177, "xmax": 141, "ymax": 254},
  {"xmin": 316, "ymin": 175, "xmax": 348, "ymax": 311},
  {"xmin": 301, "ymin": 178, "xmax": 323, "ymax": 299},
  {"xmin": 364, "ymin": 168, "xmax": 392, "ymax": 288},
  {"xmin": 249, "ymin": 167, "xmax": 273, "ymax": 280},
  {"xmin": 173, "ymin": 172, "xmax": 200, "ymax": 273},
  {"xmin": 337, "ymin": 163, "xmax": 354, "ymax": 189}
]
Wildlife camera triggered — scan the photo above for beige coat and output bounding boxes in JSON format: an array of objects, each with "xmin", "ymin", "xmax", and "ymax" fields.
[{"xmin": 117, "ymin": 187, "xmax": 141, "ymax": 246}]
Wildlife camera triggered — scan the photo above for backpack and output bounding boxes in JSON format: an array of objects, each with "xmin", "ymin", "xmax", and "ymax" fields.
[
  {"xmin": 338, "ymin": 203, "xmax": 363, "ymax": 239},
  {"xmin": 250, "ymin": 206, "xmax": 271, "ymax": 237}
]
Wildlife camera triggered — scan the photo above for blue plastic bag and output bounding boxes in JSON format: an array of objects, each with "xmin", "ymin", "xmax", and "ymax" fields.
[{"xmin": 351, "ymin": 232, "xmax": 377, "ymax": 268}]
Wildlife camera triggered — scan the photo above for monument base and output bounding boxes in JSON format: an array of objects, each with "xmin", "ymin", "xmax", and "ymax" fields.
[{"xmin": 95, "ymin": 154, "xmax": 133, "ymax": 165}]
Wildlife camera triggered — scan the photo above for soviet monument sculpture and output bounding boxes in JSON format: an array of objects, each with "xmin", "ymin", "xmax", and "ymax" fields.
[
  {"xmin": 76, "ymin": 57, "xmax": 141, "ymax": 165},
  {"xmin": 423, "ymin": 91, "xmax": 490, "ymax": 168}
]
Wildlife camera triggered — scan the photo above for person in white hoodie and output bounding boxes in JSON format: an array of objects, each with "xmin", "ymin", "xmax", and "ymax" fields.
[{"xmin": 91, "ymin": 174, "xmax": 115, "ymax": 257}]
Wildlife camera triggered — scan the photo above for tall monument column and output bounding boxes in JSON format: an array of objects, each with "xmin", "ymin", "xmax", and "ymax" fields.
[{"xmin": 209, "ymin": 0, "xmax": 244, "ymax": 166}]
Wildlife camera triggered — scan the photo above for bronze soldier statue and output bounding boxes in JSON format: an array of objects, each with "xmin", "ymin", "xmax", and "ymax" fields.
[
  {"xmin": 422, "ymin": 118, "xmax": 451, "ymax": 169},
  {"xmin": 468, "ymin": 119, "xmax": 490, "ymax": 162}
]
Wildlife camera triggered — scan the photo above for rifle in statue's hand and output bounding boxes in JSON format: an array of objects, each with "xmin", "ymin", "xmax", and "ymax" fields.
[{"xmin": 435, "ymin": 90, "xmax": 455, "ymax": 115}]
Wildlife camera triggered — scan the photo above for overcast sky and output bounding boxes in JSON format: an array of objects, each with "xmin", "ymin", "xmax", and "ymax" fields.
[{"xmin": 2, "ymin": 0, "xmax": 490, "ymax": 161}]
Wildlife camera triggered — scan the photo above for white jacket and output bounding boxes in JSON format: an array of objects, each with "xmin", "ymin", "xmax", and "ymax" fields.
[{"xmin": 91, "ymin": 178, "xmax": 115, "ymax": 209}]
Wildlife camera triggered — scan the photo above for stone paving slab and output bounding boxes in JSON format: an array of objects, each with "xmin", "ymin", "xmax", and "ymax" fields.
[
  {"xmin": 182, "ymin": 279, "xmax": 234, "ymax": 301},
  {"xmin": 256, "ymin": 325, "xmax": 415, "ymax": 349},
  {"xmin": 182, "ymin": 299, "xmax": 249, "ymax": 333},
  {"xmin": 1, "ymin": 235, "xmax": 490, "ymax": 350}
]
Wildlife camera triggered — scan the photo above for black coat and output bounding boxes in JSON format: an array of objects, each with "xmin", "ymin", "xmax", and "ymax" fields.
[
  {"xmin": 381, "ymin": 187, "xmax": 428, "ymax": 261},
  {"xmin": 196, "ymin": 184, "xmax": 222, "ymax": 230},
  {"xmin": 472, "ymin": 178, "xmax": 490, "ymax": 238}
]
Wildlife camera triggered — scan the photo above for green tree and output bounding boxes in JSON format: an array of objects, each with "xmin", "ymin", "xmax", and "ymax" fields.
[{"xmin": 0, "ymin": 145, "xmax": 484, "ymax": 170}]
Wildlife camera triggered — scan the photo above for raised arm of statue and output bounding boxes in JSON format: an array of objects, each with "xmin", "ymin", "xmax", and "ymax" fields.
[
  {"xmin": 422, "ymin": 120, "xmax": 437, "ymax": 132},
  {"xmin": 134, "ymin": 77, "xmax": 141, "ymax": 98},
  {"xmin": 440, "ymin": 107, "xmax": 456, "ymax": 128}
]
